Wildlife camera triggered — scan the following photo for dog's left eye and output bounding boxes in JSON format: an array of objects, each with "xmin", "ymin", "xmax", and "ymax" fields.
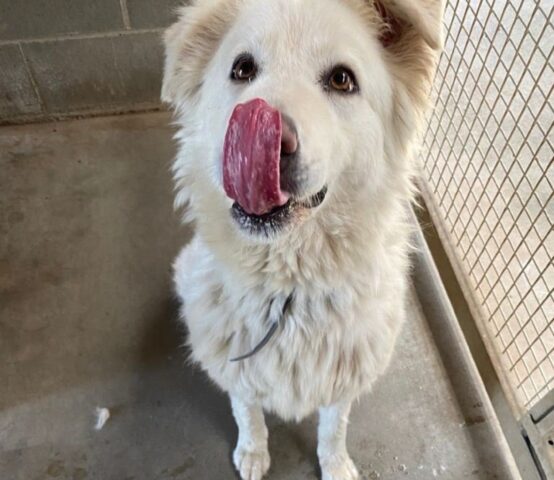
[
  {"xmin": 231, "ymin": 54, "xmax": 258, "ymax": 82},
  {"xmin": 325, "ymin": 66, "xmax": 359, "ymax": 94}
]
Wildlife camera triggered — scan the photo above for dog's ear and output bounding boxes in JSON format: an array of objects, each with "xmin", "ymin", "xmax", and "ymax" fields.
[
  {"xmin": 370, "ymin": 0, "xmax": 445, "ymax": 152},
  {"xmin": 161, "ymin": 0, "xmax": 241, "ymax": 108},
  {"xmin": 375, "ymin": 0, "xmax": 444, "ymax": 50}
]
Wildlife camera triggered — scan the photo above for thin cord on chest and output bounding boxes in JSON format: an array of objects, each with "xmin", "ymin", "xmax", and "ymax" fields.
[{"xmin": 229, "ymin": 292, "xmax": 294, "ymax": 362}]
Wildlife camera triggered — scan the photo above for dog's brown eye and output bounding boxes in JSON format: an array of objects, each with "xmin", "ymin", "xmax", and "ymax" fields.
[
  {"xmin": 231, "ymin": 54, "xmax": 258, "ymax": 82},
  {"xmin": 326, "ymin": 66, "xmax": 358, "ymax": 94}
]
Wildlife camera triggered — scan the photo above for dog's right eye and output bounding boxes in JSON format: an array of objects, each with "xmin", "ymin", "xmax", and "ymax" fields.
[{"xmin": 231, "ymin": 54, "xmax": 258, "ymax": 82}]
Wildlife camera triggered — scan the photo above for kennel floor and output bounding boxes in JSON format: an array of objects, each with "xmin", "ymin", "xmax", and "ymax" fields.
[{"xmin": 0, "ymin": 112, "xmax": 512, "ymax": 480}]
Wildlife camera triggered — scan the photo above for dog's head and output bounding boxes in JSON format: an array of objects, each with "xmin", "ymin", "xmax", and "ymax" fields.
[{"xmin": 163, "ymin": 0, "xmax": 443, "ymax": 242}]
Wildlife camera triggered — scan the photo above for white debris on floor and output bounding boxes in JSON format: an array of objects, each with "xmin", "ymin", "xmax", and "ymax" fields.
[{"xmin": 94, "ymin": 407, "xmax": 110, "ymax": 431}]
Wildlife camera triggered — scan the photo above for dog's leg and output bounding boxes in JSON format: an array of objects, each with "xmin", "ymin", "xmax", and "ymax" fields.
[
  {"xmin": 231, "ymin": 395, "xmax": 271, "ymax": 480},
  {"xmin": 318, "ymin": 401, "xmax": 359, "ymax": 480}
]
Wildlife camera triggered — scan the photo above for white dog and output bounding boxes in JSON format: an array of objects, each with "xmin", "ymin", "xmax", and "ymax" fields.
[{"xmin": 162, "ymin": 1, "xmax": 443, "ymax": 478}]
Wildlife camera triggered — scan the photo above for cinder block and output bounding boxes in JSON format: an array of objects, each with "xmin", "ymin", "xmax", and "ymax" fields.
[
  {"xmin": 0, "ymin": 0, "xmax": 124, "ymax": 41},
  {"xmin": 22, "ymin": 32, "xmax": 164, "ymax": 114},
  {"xmin": 126, "ymin": 0, "xmax": 185, "ymax": 29},
  {"xmin": 0, "ymin": 45, "xmax": 43, "ymax": 120}
]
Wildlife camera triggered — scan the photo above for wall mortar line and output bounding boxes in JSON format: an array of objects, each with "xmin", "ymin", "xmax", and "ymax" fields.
[
  {"xmin": 17, "ymin": 42, "xmax": 48, "ymax": 115},
  {"xmin": 0, "ymin": 28, "xmax": 163, "ymax": 47},
  {"xmin": 119, "ymin": 0, "xmax": 132, "ymax": 30}
]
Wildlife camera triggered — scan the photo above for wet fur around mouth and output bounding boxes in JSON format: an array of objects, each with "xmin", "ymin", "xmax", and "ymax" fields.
[{"xmin": 231, "ymin": 186, "xmax": 328, "ymax": 236}]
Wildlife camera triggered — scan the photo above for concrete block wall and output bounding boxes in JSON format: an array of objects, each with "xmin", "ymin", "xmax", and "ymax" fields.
[{"xmin": 0, "ymin": 0, "xmax": 184, "ymax": 124}]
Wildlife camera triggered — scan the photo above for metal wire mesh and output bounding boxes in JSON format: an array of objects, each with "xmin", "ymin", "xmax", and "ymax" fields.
[{"xmin": 420, "ymin": 0, "xmax": 553, "ymax": 415}]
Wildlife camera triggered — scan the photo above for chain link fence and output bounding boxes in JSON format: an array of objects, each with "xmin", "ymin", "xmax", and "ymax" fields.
[{"xmin": 420, "ymin": 0, "xmax": 553, "ymax": 418}]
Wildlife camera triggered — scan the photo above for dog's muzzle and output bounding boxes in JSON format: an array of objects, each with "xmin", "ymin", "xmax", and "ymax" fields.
[{"xmin": 223, "ymin": 98, "xmax": 327, "ymax": 236}]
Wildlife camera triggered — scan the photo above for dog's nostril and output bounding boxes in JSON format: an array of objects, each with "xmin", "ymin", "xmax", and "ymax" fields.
[{"xmin": 280, "ymin": 115, "xmax": 298, "ymax": 156}]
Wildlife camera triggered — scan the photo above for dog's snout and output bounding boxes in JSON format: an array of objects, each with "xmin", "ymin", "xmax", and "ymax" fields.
[{"xmin": 281, "ymin": 115, "xmax": 298, "ymax": 156}]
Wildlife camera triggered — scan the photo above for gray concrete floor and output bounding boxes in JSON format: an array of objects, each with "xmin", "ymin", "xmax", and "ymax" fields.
[{"xmin": 1, "ymin": 113, "xmax": 506, "ymax": 479}]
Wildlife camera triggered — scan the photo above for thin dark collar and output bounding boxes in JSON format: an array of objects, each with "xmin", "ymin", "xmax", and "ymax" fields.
[{"xmin": 230, "ymin": 292, "xmax": 294, "ymax": 362}]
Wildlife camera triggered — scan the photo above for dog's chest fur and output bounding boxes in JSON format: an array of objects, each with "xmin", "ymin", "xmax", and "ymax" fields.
[{"xmin": 175, "ymin": 222, "xmax": 408, "ymax": 421}]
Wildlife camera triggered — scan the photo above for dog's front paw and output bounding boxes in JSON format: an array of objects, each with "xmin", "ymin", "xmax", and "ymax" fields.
[
  {"xmin": 320, "ymin": 453, "xmax": 359, "ymax": 480},
  {"xmin": 233, "ymin": 444, "xmax": 271, "ymax": 480}
]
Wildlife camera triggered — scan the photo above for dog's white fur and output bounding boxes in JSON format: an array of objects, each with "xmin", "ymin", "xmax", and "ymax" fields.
[{"xmin": 163, "ymin": 1, "xmax": 443, "ymax": 478}]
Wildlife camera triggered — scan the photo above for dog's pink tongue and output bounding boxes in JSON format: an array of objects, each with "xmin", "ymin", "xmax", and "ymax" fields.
[{"xmin": 223, "ymin": 98, "xmax": 289, "ymax": 215}]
